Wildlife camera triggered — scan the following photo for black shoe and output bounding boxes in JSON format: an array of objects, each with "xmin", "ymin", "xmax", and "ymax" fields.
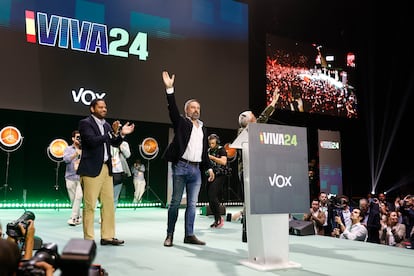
[
  {"xmin": 164, "ymin": 234, "xmax": 173, "ymax": 247},
  {"xmin": 184, "ymin": 235, "xmax": 206, "ymax": 245},
  {"xmin": 100, "ymin": 238, "xmax": 125, "ymax": 246}
]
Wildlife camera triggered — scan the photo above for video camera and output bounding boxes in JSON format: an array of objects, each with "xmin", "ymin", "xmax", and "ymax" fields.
[
  {"xmin": 6, "ymin": 211, "xmax": 35, "ymax": 239},
  {"xmin": 327, "ymin": 194, "xmax": 348, "ymax": 210},
  {"xmin": 18, "ymin": 238, "xmax": 106, "ymax": 276}
]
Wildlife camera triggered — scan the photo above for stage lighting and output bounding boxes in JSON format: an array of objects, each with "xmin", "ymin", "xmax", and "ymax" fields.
[
  {"xmin": 139, "ymin": 137, "xmax": 159, "ymax": 160},
  {"xmin": 0, "ymin": 126, "xmax": 23, "ymax": 151},
  {"xmin": 46, "ymin": 138, "xmax": 68, "ymax": 192},
  {"xmin": 138, "ymin": 137, "xmax": 163, "ymax": 204},
  {"xmin": 0, "ymin": 126, "xmax": 24, "ymax": 199},
  {"xmin": 47, "ymin": 138, "xmax": 68, "ymax": 162}
]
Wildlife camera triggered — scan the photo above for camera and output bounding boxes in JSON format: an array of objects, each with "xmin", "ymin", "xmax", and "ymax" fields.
[
  {"xmin": 6, "ymin": 211, "xmax": 35, "ymax": 239},
  {"xmin": 76, "ymin": 136, "xmax": 82, "ymax": 149},
  {"xmin": 18, "ymin": 243, "xmax": 59, "ymax": 276},
  {"xmin": 18, "ymin": 239, "xmax": 106, "ymax": 276}
]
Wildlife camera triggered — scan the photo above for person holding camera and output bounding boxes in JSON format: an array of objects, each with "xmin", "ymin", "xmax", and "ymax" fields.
[
  {"xmin": 0, "ymin": 219, "xmax": 55, "ymax": 276},
  {"xmin": 131, "ymin": 159, "xmax": 146, "ymax": 203},
  {"xmin": 63, "ymin": 130, "xmax": 83, "ymax": 226},
  {"xmin": 332, "ymin": 208, "xmax": 367, "ymax": 241}
]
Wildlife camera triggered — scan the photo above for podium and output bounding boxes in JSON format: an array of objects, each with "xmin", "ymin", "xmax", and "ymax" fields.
[{"xmin": 230, "ymin": 124, "xmax": 309, "ymax": 271}]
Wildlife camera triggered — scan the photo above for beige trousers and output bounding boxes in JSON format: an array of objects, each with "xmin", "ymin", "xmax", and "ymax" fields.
[{"xmin": 81, "ymin": 164, "xmax": 115, "ymax": 240}]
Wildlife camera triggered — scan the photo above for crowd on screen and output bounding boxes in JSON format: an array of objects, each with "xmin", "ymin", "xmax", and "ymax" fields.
[{"xmin": 266, "ymin": 49, "xmax": 358, "ymax": 118}]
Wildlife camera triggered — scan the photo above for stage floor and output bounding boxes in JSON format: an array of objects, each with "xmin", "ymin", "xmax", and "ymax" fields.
[{"xmin": 1, "ymin": 207, "xmax": 413, "ymax": 276}]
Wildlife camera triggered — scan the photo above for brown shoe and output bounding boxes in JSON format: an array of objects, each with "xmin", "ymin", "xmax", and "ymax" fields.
[
  {"xmin": 100, "ymin": 238, "xmax": 125, "ymax": 246},
  {"xmin": 184, "ymin": 235, "xmax": 206, "ymax": 245},
  {"xmin": 164, "ymin": 234, "xmax": 173, "ymax": 247}
]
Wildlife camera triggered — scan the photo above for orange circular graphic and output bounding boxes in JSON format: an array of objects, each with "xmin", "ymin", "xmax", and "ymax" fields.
[
  {"xmin": 49, "ymin": 139, "xmax": 68, "ymax": 159},
  {"xmin": 224, "ymin": 143, "xmax": 237, "ymax": 159},
  {"xmin": 0, "ymin": 126, "xmax": 22, "ymax": 147},
  {"xmin": 142, "ymin": 137, "xmax": 158, "ymax": 156}
]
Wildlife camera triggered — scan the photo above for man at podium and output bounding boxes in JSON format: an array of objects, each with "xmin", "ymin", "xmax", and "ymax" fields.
[{"xmin": 235, "ymin": 88, "xmax": 280, "ymax": 242}]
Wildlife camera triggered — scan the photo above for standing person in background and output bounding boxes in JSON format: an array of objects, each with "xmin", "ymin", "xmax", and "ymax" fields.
[
  {"xmin": 63, "ymin": 130, "xmax": 83, "ymax": 226},
  {"xmin": 359, "ymin": 197, "xmax": 381, "ymax": 243},
  {"xmin": 207, "ymin": 134, "xmax": 230, "ymax": 229},
  {"xmin": 161, "ymin": 70, "xmax": 214, "ymax": 247},
  {"xmin": 77, "ymin": 98, "xmax": 134, "ymax": 246},
  {"xmin": 111, "ymin": 140, "xmax": 132, "ymax": 211},
  {"xmin": 131, "ymin": 159, "xmax": 146, "ymax": 203},
  {"xmin": 303, "ymin": 198, "xmax": 326, "ymax": 235}
]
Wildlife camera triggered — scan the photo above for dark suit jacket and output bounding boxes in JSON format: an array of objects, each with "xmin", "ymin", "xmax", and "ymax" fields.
[
  {"xmin": 365, "ymin": 202, "xmax": 381, "ymax": 243},
  {"xmin": 77, "ymin": 115, "xmax": 123, "ymax": 177},
  {"xmin": 162, "ymin": 93, "xmax": 211, "ymax": 172}
]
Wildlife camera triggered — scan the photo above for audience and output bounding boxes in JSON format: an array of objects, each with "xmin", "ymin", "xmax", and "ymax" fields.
[
  {"xmin": 303, "ymin": 199, "xmax": 326, "ymax": 235},
  {"xmin": 379, "ymin": 211, "xmax": 406, "ymax": 247}
]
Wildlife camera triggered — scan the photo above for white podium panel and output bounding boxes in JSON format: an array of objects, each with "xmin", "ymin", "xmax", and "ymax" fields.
[{"xmin": 232, "ymin": 123, "xmax": 308, "ymax": 271}]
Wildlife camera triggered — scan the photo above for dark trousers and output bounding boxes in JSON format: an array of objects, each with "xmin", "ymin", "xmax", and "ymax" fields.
[{"xmin": 207, "ymin": 175, "xmax": 225, "ymax": 222}]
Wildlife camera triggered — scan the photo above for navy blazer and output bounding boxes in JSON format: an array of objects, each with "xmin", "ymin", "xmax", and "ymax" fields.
[
  {"xmin": 77, "ymin": 115, "xmax": 123, "ymax": 177},
  {"xmin": 162, "ymin": 93, "xmax": 211, "ymax": 173}
]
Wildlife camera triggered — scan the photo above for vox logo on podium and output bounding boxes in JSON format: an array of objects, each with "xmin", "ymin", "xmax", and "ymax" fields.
[{"xmin": 268, "ymin": 173, "xmax": 292, "ymax": 188}]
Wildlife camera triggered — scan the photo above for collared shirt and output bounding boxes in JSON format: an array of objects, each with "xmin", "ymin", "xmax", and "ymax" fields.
[
  {"xmin": 181, "ymin": 120, "xmax": 204, "ymax": 162},
  {"xmin": 340, "ymin": 222, "xmax": 367, "ymax": 241},
  {"xmin": 319, "ymin": 204, "xmax": 328, "ymax": 226},
  {"xmin": 91, "ymin": 114, "xmax": 109, "ymax": 162}
]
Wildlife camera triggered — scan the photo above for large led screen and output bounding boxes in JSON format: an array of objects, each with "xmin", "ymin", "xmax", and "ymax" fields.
[
  {"xmin": 0, "ymin": 0, "xmax": 248, "ymax": 129},
  {"xmin": 266, "ymin": 33, "xmax": 358, "ymax": 119}
]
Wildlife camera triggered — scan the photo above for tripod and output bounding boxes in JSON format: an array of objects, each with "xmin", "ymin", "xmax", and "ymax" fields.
[
  {"xmin": 144, "ymin": 158, "xmax": 163, "ymax": 205},
  {"xmin": 1, "ymin": 152, "xmax": 13, "ymax": 201},
  {"xmin": 0, "ymin": 126, "xmax": 23, "ymax": 202},
  {"xmin": 138, "ymin": 138, "xmax": 164, "ymax": 206},
  {"xmin": 46, "ymin": 138, "xmax": 69, "ymax": 209}
]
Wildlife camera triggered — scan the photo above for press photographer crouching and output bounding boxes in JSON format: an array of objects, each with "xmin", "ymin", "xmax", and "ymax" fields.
[
  {"xmin": 19, "ymin": 238, "xmax": 105, "ymax": 276},
  {"xmin": 0, "ymin": 211, "xmax": 54, "ymax": 276},
  {"xmin": 1, "ymin": 211, "xmax": 106, "ymax": 276}
]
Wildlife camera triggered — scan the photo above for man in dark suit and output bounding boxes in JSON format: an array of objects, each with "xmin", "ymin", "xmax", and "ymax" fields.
[
  {"xmin": 77, "ymin": 98, "xmax": 134, "ymax": 246},
  {"xmin": 359, "ymin": 197, "xmax": 381, "ymax": 243},
  {"xmin": 162, "ymin": 70, "xmax": 214, "ymax": 247}
]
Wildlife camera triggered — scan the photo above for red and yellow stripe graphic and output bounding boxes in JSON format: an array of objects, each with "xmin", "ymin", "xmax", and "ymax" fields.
[{"xmin": 25, "ymin": 10, "xmax": 36, "ymax": 43}]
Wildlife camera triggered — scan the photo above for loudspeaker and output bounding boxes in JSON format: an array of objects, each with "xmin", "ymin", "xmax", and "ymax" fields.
[
  {"xmin": 289, "ymin": 220, "xmax": 315, "ymax": 236},
  {"xmin": 200, "ymin": 204, "xmax": 226, "ymax": 216}
]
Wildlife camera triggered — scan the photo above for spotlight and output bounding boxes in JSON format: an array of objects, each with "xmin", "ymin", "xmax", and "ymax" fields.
[{"xmin": 47, "ymin": 138, "xmax": 68, "ymax": 162}]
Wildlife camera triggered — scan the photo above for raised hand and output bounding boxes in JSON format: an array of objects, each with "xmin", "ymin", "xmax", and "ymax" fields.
[{"xmin": 162, "ymin": 71, "xmax": 175, "ymax": 89}]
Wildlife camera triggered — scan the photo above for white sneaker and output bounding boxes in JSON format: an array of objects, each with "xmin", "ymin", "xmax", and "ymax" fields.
[
  {"xmin": 75, "ymin": 217, "xmax": 82, "ymax": 225},
  {"xmin": 67, "ymin": 218, "xmax": 76, "ymax": 226}
]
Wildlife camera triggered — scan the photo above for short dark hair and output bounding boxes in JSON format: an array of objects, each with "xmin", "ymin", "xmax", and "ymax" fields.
[{"xmin": 90, "ymin": 99, "xmax": 105, "ymax": 109}]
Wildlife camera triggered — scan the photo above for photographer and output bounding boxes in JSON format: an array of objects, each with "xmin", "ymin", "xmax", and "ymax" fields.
[
  {"xmin": 63, "ymin": 130, "xmax": 83, "ymax": 226},
  {"xmin": 1, "ymin": 219, "xmax": 55, "ymax": 276}
]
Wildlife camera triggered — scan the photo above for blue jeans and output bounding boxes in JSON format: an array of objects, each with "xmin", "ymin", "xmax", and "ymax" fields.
[
  {"xmin": 167, "ymin": 161, "xmax": 202, "ymax": 237},
  {"xmin": 113, "ymin": 183, "xmax": 123, "ymax": 211}
]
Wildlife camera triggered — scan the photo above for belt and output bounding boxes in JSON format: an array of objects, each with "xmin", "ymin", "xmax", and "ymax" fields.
[{"xmin": 179, "ymin": 157, "xmax": 199, "ymax": 166}]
